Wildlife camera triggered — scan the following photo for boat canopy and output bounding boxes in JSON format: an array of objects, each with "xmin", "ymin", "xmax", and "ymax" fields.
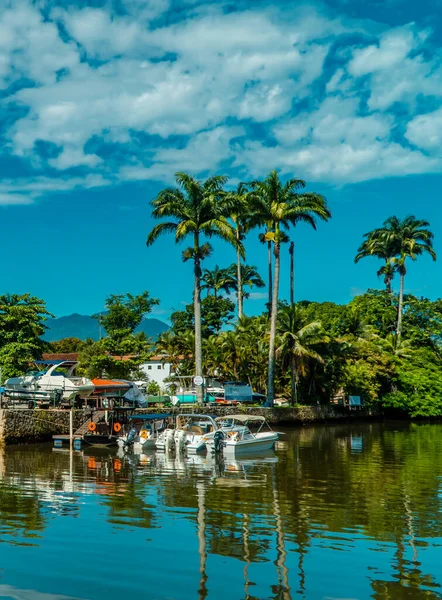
[
  {"xmin": 178, "ymin": 414, "xmax": 217, "ymax": 419},
  {"xmin": 215, "ymin": 414, "xmax": 266, "ymax": 423},
  {"xmin": 128, "ymin": 413, "xmax": 171, "ymax": 420}
]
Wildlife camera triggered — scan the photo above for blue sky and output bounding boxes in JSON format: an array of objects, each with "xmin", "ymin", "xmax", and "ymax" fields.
[{"xmin": 1, "ymin": 0, "xmax": 442, "ymax": 321}]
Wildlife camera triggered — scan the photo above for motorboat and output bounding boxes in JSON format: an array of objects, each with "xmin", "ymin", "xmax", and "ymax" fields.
[
  {"xmin": 155, "ymin": 414, "xmax": 219, "ymax": 453},
  {"xmin": 118, "ymin": 413, "xmax": 171, "ymax": 451},
  {"xmin": 5, "ymin": 360, "xmax": 94, "ymax": 403},
  {"xmin": 204, "ymin": 415, "xmax": 279, "ymax": 455},
  {"xmin": 91, "ymin": 379, "xmax": 148, "ymax": 408}
]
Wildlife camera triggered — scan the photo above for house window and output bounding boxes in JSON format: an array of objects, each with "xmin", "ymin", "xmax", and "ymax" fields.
[
  {"xmin": 157, "ymin": 365, "xmax": 162, "ymax": 369},
  {"xmin": 148, "ymin": 365, "xmax": 152, "ymax": 370}
]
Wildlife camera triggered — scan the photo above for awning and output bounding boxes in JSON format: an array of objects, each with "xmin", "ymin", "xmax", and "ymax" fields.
[
  {"xmin": 215, "ymin": 414, "xmax": 266, "ymax": 423},
  {"xmin": 128, "ymin": 413, "xmax": 172, "ymax": 420}
]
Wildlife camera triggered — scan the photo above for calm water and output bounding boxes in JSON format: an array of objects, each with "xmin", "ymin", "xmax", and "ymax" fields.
[{"xmin": 0, "ymin": 422, "xmax": 442, "ymax": 600}]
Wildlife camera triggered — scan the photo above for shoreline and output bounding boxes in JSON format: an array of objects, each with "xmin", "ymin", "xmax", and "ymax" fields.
[{"xmin": 0, "ymin": 405, "xmax": 381, "ymax": 445}]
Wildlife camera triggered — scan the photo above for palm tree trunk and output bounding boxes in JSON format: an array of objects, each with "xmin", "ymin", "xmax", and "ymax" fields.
[
  {"xmin": 237, "ymin": 232, "xmax": 243, "ymax": 319},
  {"xmin": 397, "ymin": 271, "xmax": 405, "ymax": 342},
  {"xmin": 290, "ymin": 355, "xmax": 297, "ymax": 406},
  {"xmin": 194, "ymin": 233, "xmax": 203, "ymax": 404},
  {"xmin": 289, "ymin": 241, "xmax": 294, "ymax": 306},
  {"xmin": 267, "ymin": 240, "xmax": 273, "ymax": 317},
  {"xmin": 267, "ymin": 240, "xmax": 280, "ymax": 406}
]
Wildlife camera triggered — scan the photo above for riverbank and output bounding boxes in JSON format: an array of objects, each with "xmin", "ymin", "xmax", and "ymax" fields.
[{"xmin": 0, "ymin": 405, "xmax": 380, "ymax": 445}]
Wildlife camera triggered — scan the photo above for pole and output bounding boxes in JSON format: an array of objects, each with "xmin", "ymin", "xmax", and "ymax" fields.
[{"xmin": 69, "ymin": 408, "xmax": 73, "ymax": 448}]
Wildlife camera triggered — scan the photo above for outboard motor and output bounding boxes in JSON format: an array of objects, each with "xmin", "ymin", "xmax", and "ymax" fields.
[
  {"xmin": 124, "ymin": 427, "xmax": 138, "ymax": 448},
  {"xmin": 213, "ymin": 430, "xmax": 225, "ymax": 454},
  {"xmin": 175, "ymin": 429, "xmax": 187, "ymax": 454},
  {"xmin": 165, "ymin": 429, "xmax": 175, "ymax": 453}
]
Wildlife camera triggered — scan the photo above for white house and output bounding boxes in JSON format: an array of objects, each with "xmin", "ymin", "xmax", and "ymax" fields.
[{"xmin": 140, "ymin": 355, "xmax": 171, "ymax": 390}]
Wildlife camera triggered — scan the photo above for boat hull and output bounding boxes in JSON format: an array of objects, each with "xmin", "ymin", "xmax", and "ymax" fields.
[
  {"xmin": 82, "ymin": 435, "xmax": 119, "ymax": 447},
  {"xmin": 223, "ymin": 433, "xmax": 279, "ymax": 455}
]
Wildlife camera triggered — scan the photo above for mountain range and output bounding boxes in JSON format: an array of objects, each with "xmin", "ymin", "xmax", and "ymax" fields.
[{"xmin": 43, "ymin": 313, "xmax": 169, "ymax": 342}]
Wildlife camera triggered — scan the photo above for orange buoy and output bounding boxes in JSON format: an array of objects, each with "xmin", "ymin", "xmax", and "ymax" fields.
[
  {"xmin": 88, "ymin": 422, "xmax": 97, "ymax": 432},
  {"xmin": 113, "ymin": 422, "xmax": 122, "ymax": 433},
  {"xmin": 88, "ymin": 457, "xmax": 96, "ymax": 469},
  {"xmin": 113, "ymin": 459, "xmax": 121, "ymax": 471}
]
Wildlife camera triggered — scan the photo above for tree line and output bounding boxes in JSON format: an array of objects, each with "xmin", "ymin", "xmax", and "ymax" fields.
[{"xmin": 0, "ymin": 169, "xmax": 439, "ymax": 416}]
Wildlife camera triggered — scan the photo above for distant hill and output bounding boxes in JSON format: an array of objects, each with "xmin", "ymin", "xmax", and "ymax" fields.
[{"xmin": 43, "ymin": 313, "xmax": 169, "ymax": 342}]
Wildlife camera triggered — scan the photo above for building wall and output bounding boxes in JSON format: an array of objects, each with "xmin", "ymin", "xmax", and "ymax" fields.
[{"xmin": 140, "ymin": 360, "xmax": 171, "ymax": 389}]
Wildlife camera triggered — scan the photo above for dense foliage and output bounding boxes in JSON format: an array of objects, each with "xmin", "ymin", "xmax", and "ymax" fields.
[
  {"xmin": 0, "ymin": 294, "xmax": 52, "ymax": 380},
  {"xmin": 156, "ymin": 288, "xmax": 442, "ymax": 416}
]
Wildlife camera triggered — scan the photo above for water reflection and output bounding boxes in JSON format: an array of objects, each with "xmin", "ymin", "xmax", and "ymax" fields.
[{"xmin": 0, "ymin": 422, "xmax": 440, "ymax": 599}]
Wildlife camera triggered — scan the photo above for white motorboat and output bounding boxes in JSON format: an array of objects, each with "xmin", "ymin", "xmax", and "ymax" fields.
[
  {"xmin": 204, "ymin": 415, "xmax": 279, "ymax": 455},
  {"xmin": 118, "ymin": 413, "xmax": 171, "ymax": 451},
  {"xmin": 5, "ymin": 360, "xmax": 94, "ymax": 402},
  {"xmin": 155, "ymin": 414, "xmax": 219, "ymax": 453}
]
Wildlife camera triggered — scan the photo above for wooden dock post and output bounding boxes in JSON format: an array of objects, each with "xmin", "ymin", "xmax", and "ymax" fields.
[{"xmin": 69, "ymin": 409, "xmax": 73, "ymax": 448}]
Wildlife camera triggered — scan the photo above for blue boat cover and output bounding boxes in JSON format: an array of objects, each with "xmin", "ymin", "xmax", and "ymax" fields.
[{"xmin": 128, "ymin": 413, "xmax": 171, "ymax": 420}]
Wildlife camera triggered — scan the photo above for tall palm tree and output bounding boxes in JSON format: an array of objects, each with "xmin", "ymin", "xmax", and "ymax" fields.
[
  {"xmin": 146, "ymin": 172, "xmax": 240, "ymax": 403},
  {"xmin": 276, "ymin": 305, "xmax": 328, "ymax": 405},
  {"xmin": 228, "ymin": 183, "xmax": 255, "ymax": 319},
  {"xmin": 250, "ymin": 171, "xmax": 331, "ymax": 406},
  {"xmin": 258, "ymin": 231, "xmax": 274, "ymax": 316},
  {"xmin": 376, "ymin": 216, "xmax": 436, "ymax": 341},
  {"xmin": 355, "ymin": 233, "xmax": 396, "ymax": 294},
  {"xmin": 227, "ymin": 264, "xmax": 265, "ymax": 311},
  {"xmin": 201, "ymin": 265, "xmax": 235, "ymax": 298},
  {"xmin": 289, "ymin": 241, "xmax": 295, "ymax": 305}
]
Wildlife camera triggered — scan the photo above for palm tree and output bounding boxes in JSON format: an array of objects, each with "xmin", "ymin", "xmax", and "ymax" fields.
[
  {"xmin": 201, "ymin": 265, "xmax": 235, "ymax": 298},
  {"xmin": 289, "ymin": 241, "xmax": 295, "ymax": 305},
  {"xmin": 146, "ymin": 172, "xmax": 240, "ymax": 403},
  {"xmin": 355, "ymin": 233, "xmax": 396, "ymax": 294},
  {"xmin": 376, "ymin": 216, "xmax": 436, "ymax": 341},
  {"xmin": 250, "ymin": 171, "xmax": 331, "ymax": 406},
  {"xmin": 228, "ymin": 183, "xmax": 255, "ymax": 319},
  {"xmin": 227, "ymin": 264, "xmax": 265, "ymax": 311},
  {"xmin": 259, "ymin": 230, "xmax": 274, "ymax": 316},
  {"xmin": 276, "ymin": 305, "xmax": 328, "ymax": 405}
]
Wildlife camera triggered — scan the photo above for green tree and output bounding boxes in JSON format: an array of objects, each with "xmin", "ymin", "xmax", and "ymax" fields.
[
  {"xmin": 379, "ymin": 216, "xmax": 436, "ymax": 341},
  {"xmin": 228, "ymin": 183, "xmax": 255, "ymax": 319},
  {"xmin": 201, "ymin": 265, "xmax": 235, "ymax": 298},
  {"xmin": 48, "ymin": 337, "xmax": 85, "ymax": 353},
  {"xmin": 170, "ymin": 296, "xmax": 235, "ymax": 338},
  {"xmin": 79, "ymin": 292, "xmax": 158, "ymax": 379},
  {"xmin": 227, "ymin": 264, "xmax": 265, "ymax": 313},
  {"xmin": 357, "ymin": 217, "xmax": 436, "ymax": 341},
  {"xmin": 355, "ymin": 232, "xmax": 397, "ymax": 294},
  {"xmin": 0, "ymin": 293, "xmax": 53, "ymax": 380},
  {"xmin": 146, "ymin": 173, "xmax": 240, "ymax": 403},
  {"xmin": 276, "ymin": 305, "xmax": 328, "ymax": 405},
  {"xmin": 251, "ymin": 170, "xmax": 331, "ymax": 405}
]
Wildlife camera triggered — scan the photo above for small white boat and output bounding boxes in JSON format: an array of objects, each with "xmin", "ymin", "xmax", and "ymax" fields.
[
  {"xmin": 118, "ymin": 413, "xmax": 171, "ymax": 451},
  {"xmin": 156, "ymin": 414, "xmax": 219, "ymax": 453},
  {"xmin": 205, "ymin": 415, "xmax": 279, "ymax": 455}
]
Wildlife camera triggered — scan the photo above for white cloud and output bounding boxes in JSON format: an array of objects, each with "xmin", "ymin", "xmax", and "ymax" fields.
[
  {"xmin": 348, "ymin": 27, "xmax": 416, "ymax": 77},
  {"xmin": 0, "ymin": 1, "xmax": 442, "ymax": 204},
  {"xmin": 406, "ymin": 108, "xmax": 442, "ymax": 152},
  {"xmin": 0, "ymin": 193, "xmax": 34, "ymax": 206}
]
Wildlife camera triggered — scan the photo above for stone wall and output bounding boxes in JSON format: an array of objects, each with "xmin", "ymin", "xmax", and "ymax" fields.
[
  {"xmin": 136, "ymin": 404, "xmax": 380, "ymax": 425},
  {"xmin": 0, "ymin": 405, "xmax": 380, "ymax": 445},
  {"xmin": 0, "ymin": 409, "xmax": 92, "ymax": 445}
]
